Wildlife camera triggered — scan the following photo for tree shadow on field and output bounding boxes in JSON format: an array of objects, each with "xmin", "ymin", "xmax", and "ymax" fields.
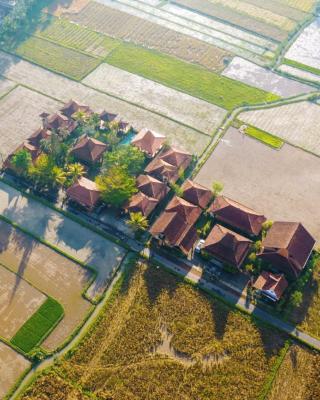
[
  {"xmin": 210, "ymin": 300, "xmax": 231, "ymax": 341},
  {"xmin": 255, "ymin": 319, "xmax": 287, "ymax": 361}
]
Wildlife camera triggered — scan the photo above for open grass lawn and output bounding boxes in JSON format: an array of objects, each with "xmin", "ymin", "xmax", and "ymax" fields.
[
  {"xmin": 106, "ymin": 44, "xmax": 279, "ymax": 110},
  {"xmin": 11, "ymin": 297, "xmax": 64, "ymax": 353},
  {"xmin": 21, "ymin": 259, "xmax": 287, "ymax": 400},
  {"xmin": 244, "ymin": 124, "xmax": 284, "ymax": 149},
  {"xmin": 15, "ymin": 36, "xmax": 101, "ymax": 80}
]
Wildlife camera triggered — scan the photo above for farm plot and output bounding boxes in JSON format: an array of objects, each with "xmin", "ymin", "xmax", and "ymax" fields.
[
  {"xmin": 268, "ymin": 345, "xmax": 320, "ymax": 400},
  {"xmin": 278, "ymin": 0, "xmax": 316, "ymax": 13},
  {"xmin": 283, "ymin": 17, "xmax": 320, "ymax": 73},
  {"xmin": 68, "ymin": 2, "xmax": 231, "ymax": 71},
  {"xmin": 0, "ymin": 218, "xmax": 93, "ymax": 351},
  {"xmin": 20, "ymin": 261, "xmax": 287, "ymax": 400},
  {"xmin": 0, "ymin": 265, "xmax": 46, "ymax": 340},
  {"xmin": 239, "ymin": 101, "xmax": 320, "ymax": 155},
  {"xmin": 0, "ymin": 77, "xmax": 16, "ymax": 98},
  {"xmin": 15, "ymin": 36, "xmax": 101, "ymax": 80},
  {"xmin": 0, "ymin": 85, "xmax": 61, "ymax": 161},
  {"xmin": 242, "ymin": 0, "xmax": 309, "ymax": 21},
  {"xmin": 195, "ymin": 127, "xmax": 320, "ymax": 244},
  {"xmin": 36, "ymin": 17, "xmax": 120, "ymax": 58},
  {"xmin": 0, "ymin": 51, "xmax": 210, "ymax": 155},
  {"xmin": 0, "ymin": 341, "xmax": 30, "ymax": 399},
  {"xmin": 83, "ymin": 63, "xmax": 226, "ymax": 134},
  {"xmin": 222, "ymin": 57, "xmax": 314, "ymax": 97},
  {"xmin": 278, "ymin": 64, "xmax": 320, "ymax": 84}
]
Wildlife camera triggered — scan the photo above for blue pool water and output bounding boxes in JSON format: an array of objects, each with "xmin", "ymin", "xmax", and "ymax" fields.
[{"xmin": 119, "ymin": 131, "xmax": 135, "ymax": 145}]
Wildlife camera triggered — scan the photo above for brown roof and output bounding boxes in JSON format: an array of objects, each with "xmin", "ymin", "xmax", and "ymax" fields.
[
  {"xmin": 60, "ymin": 100, "xmax": 92, "ymax": 119},
  {"xmin": 66, "ymin": 177, "xmax": 101, "ymax": 210},
  {"xmin": 203, "ymin": 225, "xmax": 252, "ymax": 268},
  {"xmin": 99, "ymin": 110, "xmax": 118, "ymax": 122},
  {"xmin": 131, "ymin": 128, "xmax": 166, "ymax": 157},
  {"xmin": 165, "ymin": 196, "xmax": 202, "ymax": 225},
  {"xmin": 117, "ymin": 120, "xmax": 132, "ymax": 132},
  {"xmin": 209, "ymin": 196, "xmax": 267, "ymax": 236},
  {"xmin": 125, "ymin": 192, "xmax": 158, "ymax": 217},
  {"xmin": 28, "ymin": 128, "xmax": 51, "ymax": 148},
  {"xmin": 253, "ymin": 271, "xmax": 288, "ymax": 300},
  {"xmin": 137, "ymin": 174, "xmax": 168, "ymax": 201},
  {"xmin": 144, "ymin": 158, "xmax": 179, "ymax": 183},
  {"xmin": 181, "ymin": 180, "xmax": 212, "ymax": 208},
  {"xmin": 71, "ymin": 135, "xmax": 107, "ymax": 163},
  {"xmin": 46, "ymin": 113, "xmax": 77, "ymax": 134},
  {"xmin": 258, "ymin": 222, "xmax": 315, "ymax": 278},
  {"xmin": 158, "ymin": 147, "xmax": 192, "ymax": 170}
]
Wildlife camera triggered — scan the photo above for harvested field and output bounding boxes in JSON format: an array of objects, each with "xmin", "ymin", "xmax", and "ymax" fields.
[
  {"xmin": 0, "ymin": 77, "xmax": 16, "ymax": 98},
  {"xmin": 222, "ymin": 57, "xmax": 314, "ymax": 97},
  {"xmin": 105, "ymin": 44, "xmax": 279, "ymax": 110},
  {"xmin": 0, "ymin": 341, "xmax": 30, "ymax": 399},
  {"xmin": 239, "ymin": 101, "xmax": 320, "ymax": 155},
  {"xmin": 285, "ymin": 17, "xmax": 320, "ymax": 71},
  {"xmin": 36, "ymin": 18, "xmax": 120, "ymax": 58},
  {"xmin": 279, "ymin": 0, "xmax": 316, "ymax": 13},
  {"xmin": 83, "ymin": 63, "xmax": 226, "ymax": 134},
  {"xmin": 15, "ymin": 36, "xmax": 101, "ymax": 80},
  {"xmin": 68, "ymin": 2, "xmax": 231, "ymax": 71},
  {"xmin": 195, "ymin": 127, "xmax": 320, "ymax": 244},
  {"xmin": 0, "ymin": 218, "xmax": 93, "ymax": 351},
  {"xmin": 0, "ymin": 85, "xmax": 61, "ymax": 160},
  {"xmin": 20, "ymin": 261, "xmax": 287, "ymax": 400},
  {"xmin": 0, "ymin": 265, "xmax": 46, "ymax": 340},
  {"xmin": 173, "ymin": 0, "xmax": 288, "ymax": 41},
  {"xmin": 278, "ymin": 64, "xmax": 320, "ymax": 83},
  {"xmin": 0, "ymin": 51, "xmax": 210, "ymax": 155},
  {"xmin": 268, "ymin": 345, "xmax": 320, "ymax": 400},
  {"xmin": 243, "ymin": 0, "xmax": 309, "ymax": 21}
]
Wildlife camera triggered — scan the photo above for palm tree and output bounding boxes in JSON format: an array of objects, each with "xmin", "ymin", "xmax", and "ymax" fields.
[
  {"xmin": 66, "ymin": 162, "xmax": 85, "ymax": 184},
  {"xmin": 127, "ymin": 212, "xmax": 148, "ymax": 234},
  {"xmin": 52, "ymin": 166, "xmax": 67, "ymax": 187},
  {"xmin": 73, "ymin": 110, "xmax": 88, "ymax": 125}
]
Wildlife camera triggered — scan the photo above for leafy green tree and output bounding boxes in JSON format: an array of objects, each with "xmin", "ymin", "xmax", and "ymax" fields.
[
  {"xmin": 290, "ymin": 291, "xmax": 303, "ymax": 307},
  {"xmin": 212, "ymin": 181, "xmax": 224, "ymax": 197},
  {"xmin": 127, "ymin": 212, "xmax": 148, "ymax": 233},
  {"xmin": 11, "ymin": 149, "xmax": 32, "ymax": 176},
  {"xmin": 96, "ymin": 166, "xmax": 137, "ymax": 207},
  {"xmin": 103, "ymin": 145, "xmax": 145, "ymax": 175}
]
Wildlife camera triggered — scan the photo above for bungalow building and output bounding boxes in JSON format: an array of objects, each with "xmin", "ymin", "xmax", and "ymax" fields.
[
  {"xmin": 137, "ymin": 174, "xmax": 169, "ymax": 202},
  {"xmin": 209, "ymin": 196, "xmax": 267, "ymax": 237},
  {"xmin": 116, "ymin": 119, "xmax": 132, "ymax": 135},
  {"xmin": 4, "ymin": 142, "xmax": 39, "ymax": 170},
  {"xmin": 131, "ymin": 128, "xmax": 166, "ymax": 158},
  {"xmin": 66, "ymin": 177, "xmax": 101, "ymax": 211},
  {"xmin": 42, "ymin": 113, "xmax": 77, "ymax": 136},
  {"xmin": 258, "ymin": 222, "xmax": 315, "ymax": 279},
  {"xmin": 125, "ymin": 192, "xmax": 159, "ymax": 217},
  {"xmin": 159, "ymin": 147, "xmax": 192, "ymax": 172},
  {"xmin": 150, "ymin": 196, "xmax": 201, "ymax": 257},
  {"xmin": 27, "ymin": 128, "xmax": 51, "ymax": 148},
  {"xmin": 253, "ymin": 271, "xmax": 288, "ymax": 302},
  {"xmin": 60, "ymin": 100, "xmax": 92, "ymax": 119},
  {"xmin": 203, "ymin": 225, "xmax": 252, "ymax": 269},
  {"xmin": 70, "ymin": 136, "xmax": 107, "ymax": 164},
  {"xmin": 181, "ymin": 180, "xmax": 212, "ymax": 209}
]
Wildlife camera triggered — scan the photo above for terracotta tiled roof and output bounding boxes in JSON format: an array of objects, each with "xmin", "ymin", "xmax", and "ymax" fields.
[
  {"xmin": 46, "ymin": 113, "xmax": 77, "ymax": 134},
  {"xmin": 131, "ymin": 128, "xmax": 166, "ymax": 157},
  {"xmin": 158, "ymin": 147, "xmax": 192, "ymax": 170},
  {"xmin": 99, "ymin": 110, "xmax": 118, "ymax": 122},
  {"xmin": 60, "ymin": 100, "xmax": 92, "ymax": 119},
  {"xmin": 71, "ymin": 135, "xmax": 107, "ymax": 163},
  {"xmin": 203, "ymin": 224, "xmax": 252, "ymax": 268},
  {"xmin": 125, "ymin": 192, "xmax": 158, "ymax": 217},
  {"xmin": 182, "ymin": 180, "xmax": 212, "ymax": 208},
  {"xmin": 253, "ymin": 271, "xmax": 288, "ymax": 300},
  {"xmin": 136, "ymin": 174, "xmax": 168, "ymax": 201},
  {"xmin": 258, "ymin": 222, "xmax": 315, "ymax": 278},
  {"xmin": 144, "ymin": 158, "xmax": 179, "ymax": 183},
  {"xmin": 28, "ymin": 128, "xmax": 51, "ymax": 148},
  {"xmin": 66, "ymin": 177, "xmax": 100, "ymax": 210},
  {"xmin": 165, "ymin": 196, "xmax": 202, "ymax": 225},
  {"xmin": 209, "ymin": 196, "xmax": 266, "ymax": 236},
  {"xmin": 117, "ymin": 120, "xmax": 132, "ymax": 133}
]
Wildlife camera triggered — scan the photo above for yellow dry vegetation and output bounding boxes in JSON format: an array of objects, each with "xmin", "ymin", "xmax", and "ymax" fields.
[
  {"xmin": 278, "ymin": 0, "xmax": 316, "ymax": 13},
  {"xmin": 268, "ymin": 345, "xmax": 320, "ymax": 400},
  {"xmin": 209, "ymin": 0, "xmax": 296, "ymax": 31},
  {"xmin": 21, "ymin": 261, "xmax": 286, "ymax": 400}
]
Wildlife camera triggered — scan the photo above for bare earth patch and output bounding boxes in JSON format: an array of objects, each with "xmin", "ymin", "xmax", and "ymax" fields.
[
  {"xmin": 239, "ymin": 101, "xmax": 320, "ymax": 156},
  {"xmin": 0, "ymin": 341, "xmax": 30, "ymax": 399},
  {"xmin": 83, "ymin": 63, "xmax": 226, "ymax": 134},
  {"xmin": 0, "ymin": 85, "xmax": 61, "ymax": 159},
  {"xmin": 47, "ymin": 0, "xmax": 90, "ymax": 16},
  {"xmin": 0, "ymin": 265, "xmax": 46, "ymax": 340},
  {"xmin": 0, "ymin": 51, "xmax": 208, "ymax": 155},
  {"xmin": 195, "ymin": 127, "xmax": 320, "ymax": 244}
]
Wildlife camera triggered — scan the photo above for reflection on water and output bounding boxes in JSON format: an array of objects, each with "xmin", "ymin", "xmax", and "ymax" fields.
[{"xmin": 152, "ymin": 325, "xmax": 229, "ymax": 370}]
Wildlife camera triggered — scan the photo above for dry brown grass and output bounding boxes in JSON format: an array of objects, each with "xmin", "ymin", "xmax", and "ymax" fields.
[{"xmin": 21, "ymin": 262, "xmax": 287, "ymax": 400}]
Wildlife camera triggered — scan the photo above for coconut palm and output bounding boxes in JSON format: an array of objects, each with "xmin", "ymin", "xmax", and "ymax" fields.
[
  {"xmin": 73, "ymin": 110, "xmax": 88, "ymax": 125},
  {"xmin": 126, "ymin": 212, "xmax": 148, "ymax": 233},
  {"xmin": 66, "ymin": 162, "xmax": 85, "ymax": 183}
]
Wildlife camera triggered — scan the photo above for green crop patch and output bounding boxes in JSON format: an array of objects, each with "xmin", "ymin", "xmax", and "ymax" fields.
[
  {"xmin": 283, "ymin": 58, "xmax": 320, "ymax": 77},
  {"xmin": 15, "ymin": 36, "xmax": 101, "ymax": 80},
  {"xmin": 11, "ymin": 297, "xmax": 64, "ymax": 353},
  {"xmin": 36, "ymin": 18, "xmax": 120, "ymax": 58},
  {"xmin": 244, "ymin": 124, "xmax": 284, "ymax": 149},
  {"xmin": 106, "ymin": 44, "xmax": 280, "ymax": 110}
]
